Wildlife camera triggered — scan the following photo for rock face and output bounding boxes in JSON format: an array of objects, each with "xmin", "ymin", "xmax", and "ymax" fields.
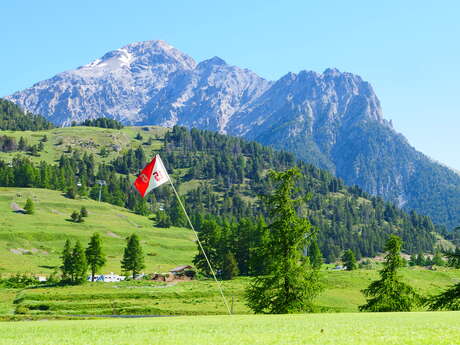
[{"xmin": 5, "ymin": 40, "xmax": 460, "ymax": 229}]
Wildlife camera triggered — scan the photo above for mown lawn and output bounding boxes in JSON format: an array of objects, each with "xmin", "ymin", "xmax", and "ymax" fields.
[{"xmin": 0, "ymin": 312, "xmax": 459, "ymax": 345}]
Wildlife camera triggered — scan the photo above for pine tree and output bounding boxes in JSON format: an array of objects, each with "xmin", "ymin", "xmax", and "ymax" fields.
[
  {"xmin": 222, "ymin": 252, "xmax": 239, "ymax": 280},
  {"xmin": 70, "ymin": 210, "xmax": 79, "ymax": 222},
  {"xmin": 246, "ymin": 168, "xmax": 322, "ymax": 314},
  {"xmin": 71, "ymin": 241, "xmax": 88, "ymax": 284},
  {"xmin": 169, "ymin": 197, "xmax": 187, "ymax": 227},
  {"xmin": 427, "ymin": 248, "xmax": 460, "ymax": 310},
  {"xmin": 308, "ymin": 240, "xmax": 323, "ymax": 270},
  {"xmin": 85, "ymin": 233, "xmax": 106, "ymax": 282},
  {"xmin": 80, "ymin": 206, "xmax": 88, "ymax": 218},
  {"xmin": 60, "ymin": 240, "xmax": 73, "ymax": 282},
  {"xmin": 360, "ymin": 235, "xmax": 421, "ymax": 312},
  {"xmin": 24, "ymin": 198, "xmax": 34, "ymax": 215},
  {"xmin": 121, "ymin": 234, "xmax": 145, "ymax": 279},
  {"xmin": 342, "ymin": 249, "xmax": 357, "ymax": 271}
]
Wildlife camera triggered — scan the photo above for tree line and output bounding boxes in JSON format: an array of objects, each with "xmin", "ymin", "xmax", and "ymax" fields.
[
  {"xmin": 60, "ymin": 233, "xmax": 145, "ymax": 284},
  {"xmin": 0, "ymin": 99, "xmax": 54, "ymax": 131},
  {"xmin": 0, "ymin": 125, "xmax": 445, "ymax": 260}
]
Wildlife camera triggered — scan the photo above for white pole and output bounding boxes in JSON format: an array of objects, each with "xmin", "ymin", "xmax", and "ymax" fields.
[{"xmin": 167, "ymin": 178, "xmax": 232, "ymax": 315}]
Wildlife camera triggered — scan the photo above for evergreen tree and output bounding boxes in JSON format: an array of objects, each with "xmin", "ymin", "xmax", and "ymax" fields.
[
  {"xmin": 432, "ymin": 251, "xmax": 444, "ymax": 266},
  {"xmin": 427, "ymin": 249, "xmax": 460, "ymax": 310},
  {"xmin": 60, "ymin": 240, "xmax": 73, "ymax": 282},
  {"xmin": 222, "ymin": 252, "xmax": 239, "ymax": 280},
  {"xmin": 156, "ymin": 210, "xmax": 172, "ymax": 228},
  {"xmin": 121, "ymin": 234, "xmax": 145, "ymax": 279},
  {"xmin": 342, "ymin": 249, "xmax": 357, "ymax": 271},
  {"xmin": 70, "ymin": 210, "xmax": 79, "ymax": 222},
  {"xmin": 308, "ymin": 240, "xmax": 323, "ymax": 270},
  {"xmin": 415, "ymin": 252, "xmax": 426, "ymax": 266},
  {"xmin": 169, "ymin": 197, "xmax": 187, "ymax": 227},
  {"xmin": 446, "ymin": 247, "xmax": 460, "ymax": 268},
  {"xmin": 80, "ymin": 206, "xmax": 88, "ymax": 217},
  {"xmin": 71, "ymin": 241, "xmax": 88, "ymax": 284},
  {"xmin": 360, "ymin": 235, "xmax": 421, "ymax": 312},
  {"xmin": 24, "ymin": 198, "xmax": 34, "ymax": 215},
  {"xmin": 85, "ymin": 233, "xmax": 106, "ymax": 282},
  {"xmin": 246, "ymin": 168, "xmax": 322, "ymax": 314}
]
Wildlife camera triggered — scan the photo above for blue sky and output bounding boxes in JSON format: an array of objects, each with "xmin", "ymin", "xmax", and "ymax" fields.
[{"xmin": 2, "ymin": 0, "xmax": 459, "ymax": 170}]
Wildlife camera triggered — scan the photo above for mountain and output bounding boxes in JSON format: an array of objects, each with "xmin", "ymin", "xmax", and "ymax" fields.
[{"xmin": 5, "ymin": 40, "xmax": 460, "ymax": 229}]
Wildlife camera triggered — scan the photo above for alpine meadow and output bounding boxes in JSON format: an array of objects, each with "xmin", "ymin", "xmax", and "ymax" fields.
[{"xmin": 1, "ymin": 2, "xmax": 460, "ymax": 343}]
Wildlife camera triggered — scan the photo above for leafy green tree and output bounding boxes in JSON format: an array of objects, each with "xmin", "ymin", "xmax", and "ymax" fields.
[
  {"xmin": 121, "ymin": 234, "xmax": 145, "ymax": 279},
  {"xmin": 85, "ymin": 233, "xmax": 106, "ymax": 282},
  {"xmin": 308, "ymin": 240, "xmax": 323, "ymax": 270},
  {"xmin": 71, "ymin": 241, "xmax": 88, "ymax": 284},
  {"xmin": 24, "ymin": 198, "xmax": 34, "ymax": 214},
  {"xmin": 60, "ymin": 240, "xmax": 73, "ymax": 282},
  {"xmin": 246, "ymin": 168, "xmax": 322, "ymax": 314},
  {"xmin": 360, "ymin": 235, "xmax": 421, "ymax": 312},
  {"xmin": 222, "ymin": 252, "xmax": 239, "ymax": 280},
  {"xmin": 446, "ymin": 247, "xmax": 460, "ymax": 268},
  {"xmin": 342, "ymin": 249, "xmax": 357, "ymax": 271}
]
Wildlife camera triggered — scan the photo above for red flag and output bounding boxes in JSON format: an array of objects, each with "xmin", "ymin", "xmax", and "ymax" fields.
[{"xmin": 133, "ymin": 155, "xmax": 170, "ymax": 197}]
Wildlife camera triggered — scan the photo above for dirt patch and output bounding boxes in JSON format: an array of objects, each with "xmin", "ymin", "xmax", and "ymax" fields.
[
  {"xmin": 107, "ymin": 231, "xmax": 121, "ymax": 239},
  {"xmin": 10, "ymin": 202, "xmax": 25, "ymax": 213},
  {"xmin": 50, "ymin": 209, "xmax": 64, "ymax": 215},
  {"xmin": 9, "ymin": 249, "xmax": 22, "ymax": 255},
  {"xmin": 116, "ymin": 214, "xmax": 141, "ymax": 228}
]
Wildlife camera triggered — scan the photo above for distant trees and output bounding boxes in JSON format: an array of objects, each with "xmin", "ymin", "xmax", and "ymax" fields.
[
  {"xmin": 360, "ymin": 235, "xmax": 421, "ymax": 312},
  {"xmin": 60, "ymin": 240, "xmax": 88, "ymax": 284},
  {"xmin": 121, "ymin": 234, "xmax": 145, "ymax": 279},
  {"xmin": 0, "ymin": 98, "xmax": 54, "ymax": 131},
  {"xmin": 342, "ymin": 249, "xmax": 357, "ymax": 271},
  {"xmin": 85, "ymin": 233, "xmax": 106, "ymax": 282},
  {"xmin": 246, "ymin": 168, "xmax": 322, "ymax": 314},
  {"xmin": 24, "ymin": 198, "xmax": 34, "ymax": 214},
  {"xmin": 78, "ymin": 117, "xmax": 124, "ymax": 129},
  {"xmin": 70, "ymin": 207, "xmax": 88, "ymax": 223},
  {"xmin": 427, "ymin": 250, "xmax": 460, "ymax": 310}
]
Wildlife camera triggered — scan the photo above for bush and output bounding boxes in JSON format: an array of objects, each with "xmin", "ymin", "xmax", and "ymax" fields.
[{"xmin": 24, "ymin": 198, "xmax": 34, "ymax": 215}]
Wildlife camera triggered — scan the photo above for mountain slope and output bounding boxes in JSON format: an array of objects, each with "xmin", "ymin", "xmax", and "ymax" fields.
[{"xmin": 5, "ymin": 40, "xmax": 460, "ymax": 229}]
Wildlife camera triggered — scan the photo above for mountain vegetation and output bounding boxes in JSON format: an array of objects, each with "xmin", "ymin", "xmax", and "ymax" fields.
[
  {"xmin": 0, "ymin": 99, "xmax": 54, "ymax": 131},
  {"xmin": 0, "ymin": 125, "xmax": 443, "ymax": 264}
]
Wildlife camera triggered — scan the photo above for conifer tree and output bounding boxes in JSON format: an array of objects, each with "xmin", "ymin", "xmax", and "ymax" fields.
[
  {"xmin": 24, "ymin": 198, "xmax": 34, "ymax": 214},
  {"xmin": 169, "ymin": 197, "xmax": 187, "ymax": 227},
  {"xmin": 308, "ymin": 240, "xmax": 323, "ymax": 270},
  {"xmin": 121, "ymin": 234, "xmax": 145, "ymax": 279},
  {"xmin": 342, "ymin": 249, "xmax": 357, "ymax": 271},
  {"xmin": 427, "ymin": 250, "xmax": 460, "ymax": 310},
  {"xmin": 80, "ymin": 206, "xmax": 88, "ymax": 218},
  {"xmin": 71, "ymin": 241, "xmax": 88, "ymax": 284},
  {"xmin": 85, "ymin": 233, "xmax": 106, "ymax": 282},
  {"xmin": 222, "ymin": 252, "xmax": 239, "ymax": 280},
  {"xmin": 360, "ymin": 235, "xmax": 421, "ymax": 312},
  {"xmin": 246, "ymin": 168, "xmax": 322, "ymax": 314},
  {"xmin": 60, "ymin": 240, "xmax": 73, "ymax": 282}
]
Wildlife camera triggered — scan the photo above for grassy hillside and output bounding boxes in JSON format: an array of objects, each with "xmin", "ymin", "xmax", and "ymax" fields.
[
  {"xmin": 0, "ymin": 126, "xmax": 167, "ymax": 165},
  {"xmin": 0, "ymin": 187, "xmax": 195, "ymax": 275},
  {"xmin": 1, "ymin": 312, "xmax": 459, "ymax": 345}
]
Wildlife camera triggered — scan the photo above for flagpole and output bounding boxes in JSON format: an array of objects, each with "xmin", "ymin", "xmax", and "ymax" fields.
[{"xmin": 167, "ymin": 178, "xmax": 232, "ymax": 315}]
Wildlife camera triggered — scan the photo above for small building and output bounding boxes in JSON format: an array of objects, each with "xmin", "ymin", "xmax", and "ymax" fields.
[
  {"xmin": 36, "ymin": 276, "xmax": 47, "ymax": 282},
  {"xmin": 170, "ymin": 265, "xmax": 193, "ymax": 275}
]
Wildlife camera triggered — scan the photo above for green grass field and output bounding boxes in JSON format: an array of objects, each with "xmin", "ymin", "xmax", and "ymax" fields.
[
  {"xmin": 0, "ymin": 187, "xmax": 196, "ymax": 275},
  {"xmin": 0, "ymin": 312, "xmax": 459, "ymax": 345}
]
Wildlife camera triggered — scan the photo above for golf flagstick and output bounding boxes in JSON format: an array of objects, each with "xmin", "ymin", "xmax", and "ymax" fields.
[{"xmin": 133, "ymin": 154, "xmax": 232, "ymax": 315}]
